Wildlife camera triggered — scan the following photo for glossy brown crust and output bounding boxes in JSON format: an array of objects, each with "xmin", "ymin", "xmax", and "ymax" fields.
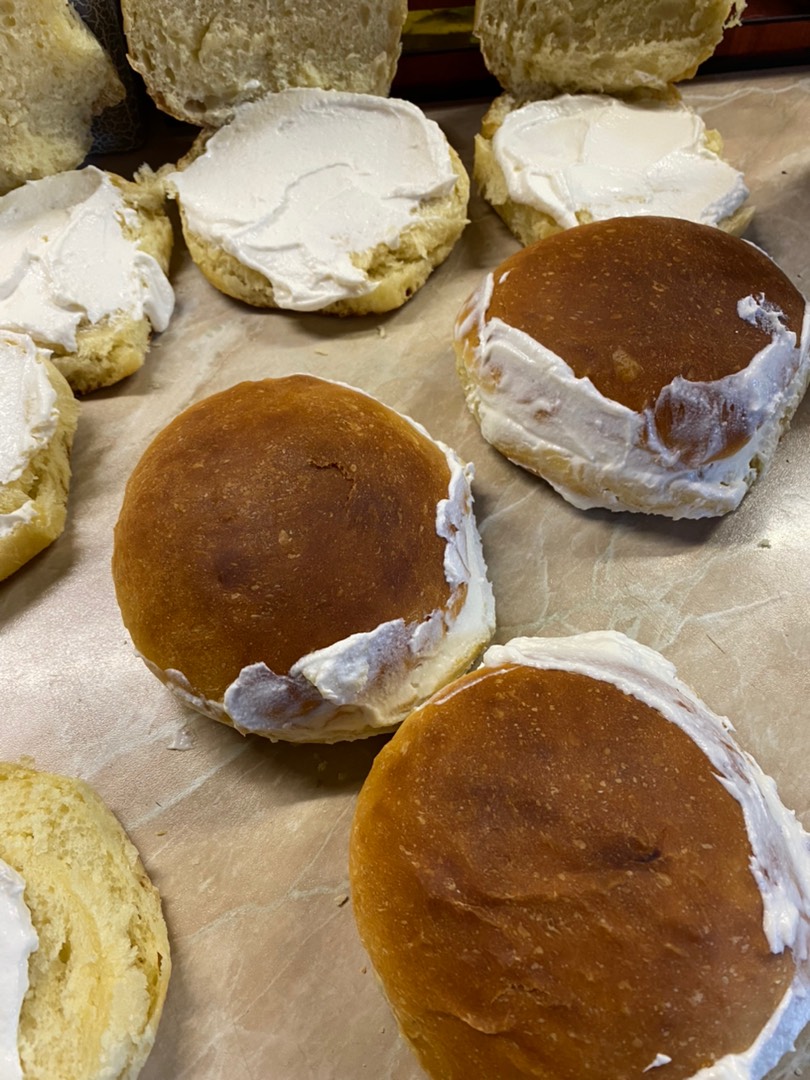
[
  {"xmin": 486, "ymin": 216, "xmax": 805, "ymax": 415},
  {"xmin": 112, "ymin": 376, "xmax": 452, "ymax": 702},
  {"xmin": 350, "ymin": 663, "xmax": 794, "ymax": 1080}
]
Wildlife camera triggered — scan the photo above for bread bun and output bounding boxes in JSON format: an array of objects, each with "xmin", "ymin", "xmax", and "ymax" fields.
[
  {"xmin": 0, "ymin": 761, "xmax": 170, "ymax": 1080},
  {"xmin": 454, "ymin": 215, "xmax": 810, "ymax": 518},
  {"xmin": 0, "ymin": 332, "xmax": 79, "ymax": 582},
  {"xmin": 0, "ymin": 166, "xmax": 174, "ymax": 394},
  {"xmin": 0, "ymin": 0, "xmax": 123, "ymax": 194},
  {"xmin": 167, "ymin": 89, "xmax": 469, "ymax": 316},
  {"xmin": 112, "ymin": 375, "xmax": 495, "ymax": 743},
  {"xmin": 120, "ymin": 0, "xmax": 408, "ymax": 127},
  {"xmin": 474, "ymin": 0, "xmax": 745, "ymax": 100},
  {"xmin": 350, "ymin": 630, "xmax": 810, "ymax": 1080},
  {"xmin": 474, "ymin": 93, "xmax": 753, "ymax": 245}
]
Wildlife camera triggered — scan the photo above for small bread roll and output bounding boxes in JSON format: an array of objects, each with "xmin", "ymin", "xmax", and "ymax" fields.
[
  {"xmin": 112, "ymin": 375, "xmax": 495, "ymax": 743},
  {"xmin": 454, "ymin": 216, "xmax": 810, "ymax": 519},
  {"xmin": 0, "ymin": 0, "xmax": 123, "ymax": 194},
  {"xmin": 474, "ymin": 0, "xmax": 745, "ymax": 100},
  {"xmin": 474, "ymin": 93, "xmax": 753, "ymax": 245},
  {"xmin": 350, "ymin": 631, "xmax": 810, "ymax": 1080},
  {"xmin": 0, "ymin": 762, "xmax": 170, "ymax": 1080},
  {"xmin": 0, "ymin": 332, "xmax": 78, "ymax": 582},
  {"xmin": 120, "ymin": 0, "xmax": 408, "ymax": 127},
  {"xmin": 166, "ymin": 89, "xmax": 469, "ymax": 316},
  {"xmin": 0, "ymin": 167, "xmax": 175, "ymax": 394}
]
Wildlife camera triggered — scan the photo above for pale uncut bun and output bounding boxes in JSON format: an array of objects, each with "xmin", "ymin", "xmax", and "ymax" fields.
[
  {"xmin": 112, "ymin": 375, "xmax": 494, "ymax": 743},
  {"xmin": 0, "ymin": 333, "xmax": 79, "ymax": 582},
  {"xmin": 351, "ymin": 631, "xmax": 810, "ymax": 1080},
  {"xmin": 0, "ymin": 0, "xmax": 123, "ymax": 194},
  {"xmin": 168, "ymin": 90, "xmax": 469, "ymax": 316},
  {"xmin": 474, "ymin": 92, "xmax": 754, "ymax": 246},
  {"xmin": 455, "ymin": 216, "xmax": 810, "ymax": 519},
  {"xmin": 0, "ymin": 167, "xmax": 174, "ymax": 395},
  {"xmin": 474, "ymin": 0, "xmax": 746, "ymax": 100},
  {"xmin": 121, "ymin": 0, "xmax": 408, "ymax": 126},
  {"xmin": 0, "ymin": 761, "xmax": 170, "ymax": 1080}
]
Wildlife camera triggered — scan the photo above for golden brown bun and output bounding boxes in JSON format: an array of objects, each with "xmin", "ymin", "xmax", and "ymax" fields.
[
  {"xmin": 112, "ymin": 375, "xmax": 495, "ymax": 741},
  {"xmin": 350, "ymin": 633, "xmax": 808, "ymax": 1080},
  {"xmin": 0, "ymin": 762, "xmax": 170, "ymax": 1080},
  {"xmin": 455, "ymin": 216, "xmax": 810, "ymax": 518}
]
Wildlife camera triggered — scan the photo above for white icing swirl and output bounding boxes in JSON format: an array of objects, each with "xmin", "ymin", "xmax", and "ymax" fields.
[{"xmin": 0, "ymin": 860, "xmax": 38, "ymax": 1080}]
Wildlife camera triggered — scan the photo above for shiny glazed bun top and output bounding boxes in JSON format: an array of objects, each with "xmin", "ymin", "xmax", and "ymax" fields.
[{"xmin": 112, "ymin": 375, "xmax": 494, "ymax": 742}]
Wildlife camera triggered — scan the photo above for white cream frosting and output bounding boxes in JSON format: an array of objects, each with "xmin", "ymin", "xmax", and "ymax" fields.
[
  {"xmin": 490, "ymin": 94, "xmax": 749, "ymax": 229},
  {"xmin": 0, "ymin": 859, "xmax": 38, "ymax": 1080},
  {"xmin": 167, "ymin": 88, "xmax": 460, "ymax": 311},
  {"xmin": 480, "ymin": 631, "xmax": 810, "ymax": 1080},
  {"xmin": 0, "ymin": 331, "xmax": 58, "ymax": 539},
  {"xmin": 0, "ymin": 166, "xmax": 174, "ymax": 352},
  {"xmin": 456, "ymin": 272, "xmax": 810, "ymax": 519},
  {"xmin": 147, "ymin": 390, "xmax": 495, "ymax": 741}
]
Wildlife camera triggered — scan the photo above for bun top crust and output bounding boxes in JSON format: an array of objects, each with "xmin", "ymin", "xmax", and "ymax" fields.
[
  {"xmin": 487, "ymin": 216, "xmax": 804, "ymax": 414},
  {"xmin": 113, "ymin": 376, "xmax": 452, "ymax": 703},
  {"xmin": 350, "ymin": 652, "xmax": 797, "ymax": 1080}
]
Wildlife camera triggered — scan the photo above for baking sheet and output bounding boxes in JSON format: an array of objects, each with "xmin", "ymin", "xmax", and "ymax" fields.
[{"xmin": 2, "ymin": 68, "xmax": 810, "ymax": 1080}]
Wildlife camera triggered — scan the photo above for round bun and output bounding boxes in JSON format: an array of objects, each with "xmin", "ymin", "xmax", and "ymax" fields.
[
  {"xmin": 474, "ymin": 93, "xmax": 753, "ymax": 246},
  {"xmin": 350, "ymin": 631, "xmax": 810, "ymax": 1080},
  {"xmin": 112, "ymin": 375, "xmax": 494, "ymax": 742},
  {"xmin": 0, "ymin": 167, "xmax": 174, "ymax": 395},
  {"xmin": 474, "ymin": 0, "xmax": 745, "ymax": 100},
  {"xmin": 167, "ymin": 89, "xmax": 469, "ymax": 316},
  {"xmin": 120, "ymin": 0, "xmax": 408, "ymax": 127},
  {"xmin": 0, "ymin": 332, "xmax": 79, "ymax": 582},
  {"xmin": 0, "ymin": 761, "xmax": 170, "ymax": 1080},
  {"xmin": 455, "ymin": 215, "xmax": 810, "ymax": 518}
]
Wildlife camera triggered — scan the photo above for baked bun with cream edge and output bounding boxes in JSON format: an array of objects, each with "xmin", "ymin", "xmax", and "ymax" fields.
[
  {"xmin": 166, "ymin": 88, "xmax": 469, "ymax": 316},
  {"xmin": 120, "ymin": 0, "xmax": 408, "ymax": 127},
  {"xmin": 454, "ymin": 215, "xmax": 810, "ymax": 519},
  {"xmin": 473, "ymin": 0, "xmax": 745, "ymax": 101},
  {"xmin": 474, "ymin": 93, "xmax": 753, "ymax": 246},
  {"xmin": 0, "ymin": 761, "xmax": 170, "ymax": 1080},
  {"xmin": 111, "ymin": 375, "xmax": 495, "ymax": 743},
  {"xmin": 350, "ymin": 630, "xmax": 810, "ymax": 1080},
  {"xmin": 0, "ymin": 0, "xmax": 123, "ymax": 194},
  {"xmin": 0, "ymin": 331, "xmax": 79, "ymax": 582},
  {"xmin": 0, "ymin": 166, "xmax": 175, "ymax": 395}
]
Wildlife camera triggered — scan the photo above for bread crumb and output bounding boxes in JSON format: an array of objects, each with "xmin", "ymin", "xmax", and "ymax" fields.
[
  {"xmin": 376, "ymin": 325, "xmax": 387, "ymax": 338},
  {"xmin": 314, "ymin": 348, "xmax": 329, "ymax": 356},
  {"xmin": 757, "ymin": 538, "xmax": 772, "ymax": 548},
  {"xmin": 335, "ymin": 894, "xmax": 349, "ymax": 907}
]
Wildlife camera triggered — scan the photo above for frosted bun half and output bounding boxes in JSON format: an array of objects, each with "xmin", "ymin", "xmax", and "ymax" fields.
[
  {"xmin": 0, "ymin": 167, "xmax": 175, "ymax": 394},
  {"xmin": 350, "ymin": 630, "xmax": 810, "ymax": 1080},
  {"xmin": 0, "ymin": 332, "xmax": 78, "ymax": 582},
  {"xmin": 474, "ymin": 93, "xmax": 753, "ymax": 245},
  {"xmin": 0, "ymin": 762, "xmax": 170, "ymax": 1080},
  {"xmin": 474, "ymin": 0, "xmax": 746, "ymax": 99},
  {"xmin": 167, "ymin": 89, "xmax": 469, "ymax": 316},
  {"xmin": 454, "ymin": 216, "xmax": 810, "ymax": 519},
  {"xmin": 121, "ymin": 0, "xmax": 407, "ymax": 127},
  {"xmin": 112, "ymin": 375, "xmax": 495, "ymax": 743}
]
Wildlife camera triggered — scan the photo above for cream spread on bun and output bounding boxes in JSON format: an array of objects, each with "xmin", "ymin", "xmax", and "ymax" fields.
[
  {"xmin": 0, "ymin": 860, "xmax": 38, "ymax": 1080},
  {"xmin": 0, "ymin": 167, "xmax": 174, "ymax": 352},
  {"xmin": 490, "ymin": 94, "xmax": 748, "ymax": 229},
  {"xmin": 481, "ymin": 632, "xmax": 810, "ymax": 1080},
  {"xmin": 0, "ymin": 332, "xmax": 58, "ymax": 539},
  {"xmin": 167, "ymin": 88, "xmax": 460, "ymax": 311}
]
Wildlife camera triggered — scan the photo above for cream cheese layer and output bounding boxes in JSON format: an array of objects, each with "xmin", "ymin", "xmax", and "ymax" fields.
[
  {"xmin": 0, "ymin": 860, "xmax": 38, "ymax": 1080},
  {"xmin": 491, "ymin": 94, "xmax": 748, "ymax": 229},
  {"xmin": 0, "ymin": 332, "xmax": 57, "ymax": 539},
  {"xmin": 168, "ymin": 88, "xmax": 460, "ymax": 311},
  {"xmin": 0, "ymin": 166, "xmax": 174, "ymax": 352},
  {"xmin": 480, "ymin": 632, "xmax": 810, "ymax": 1080}
]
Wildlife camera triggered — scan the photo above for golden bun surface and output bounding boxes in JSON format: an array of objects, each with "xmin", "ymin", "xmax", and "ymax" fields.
[
  {"xmin": 455, "ymin": 216, "xmax": 810, "ymax": 518},
  {"xmin": 0, "ymin": 761, "xmax": 170, "ymax": 1080},
  {"xmin": 350, "ymin": 632, "xmax": 810, "ymax": 1080},
  {"xmin": 112, "ymin": 375, "xmax": 494, "ymax": 741}
]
